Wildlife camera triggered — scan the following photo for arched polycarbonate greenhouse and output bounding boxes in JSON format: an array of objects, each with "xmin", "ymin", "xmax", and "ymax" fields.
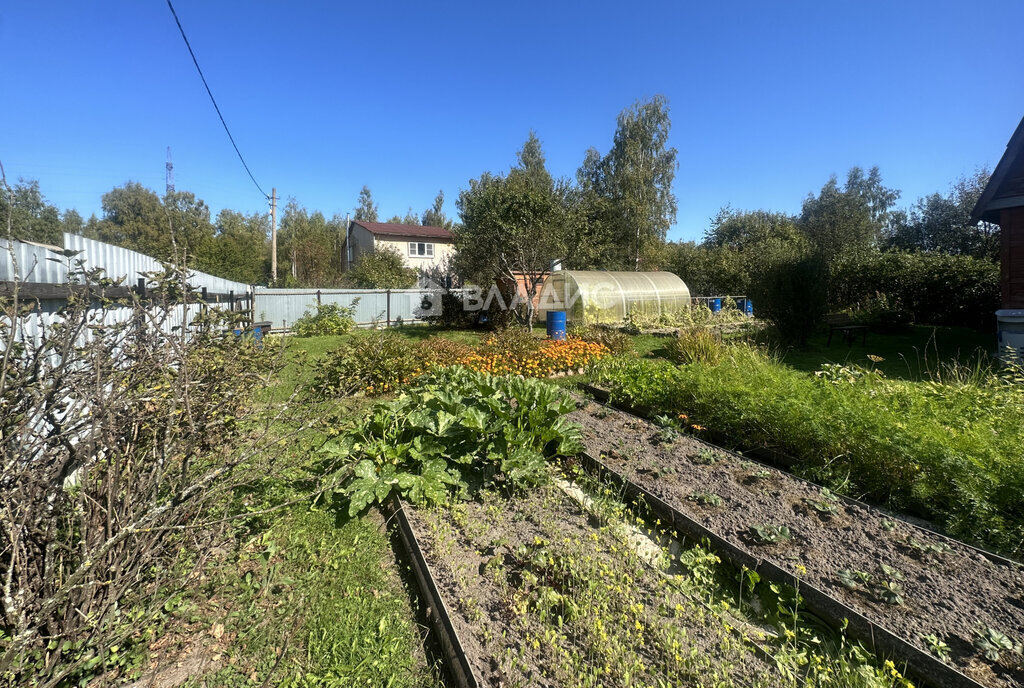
[{"xmin": 536, "ymin": 270, "xmax": 691, "ymax": 323}]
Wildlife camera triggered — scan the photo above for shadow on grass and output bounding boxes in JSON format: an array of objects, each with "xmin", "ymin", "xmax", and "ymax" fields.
[{"xmin": 778, "ymin": 325, "xmax": 995, "ymax": 381}]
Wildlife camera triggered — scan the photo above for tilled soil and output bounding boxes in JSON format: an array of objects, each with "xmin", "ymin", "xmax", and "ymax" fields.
[
  {"xmin": 570, "ymin": 401, "xmax": 1024, "ymax": 688},
  {"xmin": 404, "ymin": 486, "xmax": 789, "ymax": 687}
]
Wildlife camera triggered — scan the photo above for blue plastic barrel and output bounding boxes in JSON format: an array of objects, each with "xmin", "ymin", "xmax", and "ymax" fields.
[
  {"xmin": 546, "ymin": 311, "xmax": 567, "ymax": 341},
  {"xmin": 710, "ymin": 298, "xmax": 722, "ymax": 313},
  {"xmin": 737, "ymin": 298, "xmax": 754, "ymax": 316}
]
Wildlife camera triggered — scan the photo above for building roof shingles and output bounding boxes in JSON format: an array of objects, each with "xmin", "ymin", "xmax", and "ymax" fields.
[{"xmin": 352, "ymin": 220, "xmax": 453, "ymax": 240}]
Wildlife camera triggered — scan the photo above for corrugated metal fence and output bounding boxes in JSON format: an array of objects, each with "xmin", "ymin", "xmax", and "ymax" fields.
[
  {"xmin": 1, "ymin": 235, "xmax": 252, "ymax": 345},
  {"xmin": 2, "ymin": 236, "xmax": 447, "ymax": 337},
  {"xmin": 253, "ymin": 288, "xmax": 441, "ymax": 329},
  {"xmin": 1, "ymin": 235, "xmax": 251, "ymax": 295}
]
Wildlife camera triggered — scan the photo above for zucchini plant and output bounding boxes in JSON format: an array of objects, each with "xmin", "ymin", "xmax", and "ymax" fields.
[{"xmin": 321, "ymin": 367, "xmax": 583, "ymax": 515}]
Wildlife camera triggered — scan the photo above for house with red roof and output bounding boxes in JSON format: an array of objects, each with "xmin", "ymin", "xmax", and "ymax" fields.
[{"xmin": 344, "ymin": 220, "xmax": 455, "ymax": 277}]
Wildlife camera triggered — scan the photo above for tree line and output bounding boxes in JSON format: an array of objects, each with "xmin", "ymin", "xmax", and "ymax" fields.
[
  {"xmin": 0, "ymin": 177, "xmax": 453, "ymax": 287},
  {"xmin": 1, "ymin": 94, "xmax": 1001, "ymax": 334}
]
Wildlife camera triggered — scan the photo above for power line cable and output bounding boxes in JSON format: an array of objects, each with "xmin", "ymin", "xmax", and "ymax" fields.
[{"xmin": 165, "ymin": 0, "xmax": 269, "ymax": 200}]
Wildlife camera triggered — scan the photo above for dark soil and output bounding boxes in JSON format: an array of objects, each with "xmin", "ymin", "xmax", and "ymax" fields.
[
  {"xmin": 569, "ymin": 401, "xmax": 1024, "ymax": 688},
  {"xmin": 404, "ymin": 486, "xmax": 786, "ymax": 687}
]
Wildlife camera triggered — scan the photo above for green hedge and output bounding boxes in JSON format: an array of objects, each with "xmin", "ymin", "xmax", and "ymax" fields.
[
  {"xmin": 830, "ymin": 251, "xmax": 1000, "ymax": 330},
  {"xmin": 588, "ymin": 350, "xmax": 1024, "ymax": 555}
]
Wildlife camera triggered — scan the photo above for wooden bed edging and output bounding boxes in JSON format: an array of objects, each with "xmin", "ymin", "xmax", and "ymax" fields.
[
  {"xmin": 576, "ymin": 450, "xmax": 988, "ymax": 688},
  {"xmin": 383, "ymin": 496, "xmax": 480, "ymax": 688}
]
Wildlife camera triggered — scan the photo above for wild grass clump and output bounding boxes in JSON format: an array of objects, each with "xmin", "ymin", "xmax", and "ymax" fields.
[
  {"xmin": 588, "ymin": 346, "xmax": 1024, "ymax": 555},
  {"xmin": 665, "ymin": 327, "xmax": 722, "ymax": 365}
]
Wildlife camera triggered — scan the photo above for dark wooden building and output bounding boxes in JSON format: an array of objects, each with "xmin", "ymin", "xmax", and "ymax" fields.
[{"xmin": 972, "ymin": 115, "xmax": 1024, "ymax": 358}]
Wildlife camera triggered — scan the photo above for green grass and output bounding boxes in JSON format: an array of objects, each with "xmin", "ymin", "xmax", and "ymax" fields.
[
  {"xmin": 778, "ymin": 325, "xmax": 995, "ymax": 381},
  {"xmin": 187, "ymin": 505, "xmax": 436, "ymax": 687},
  {"xmin": 159, "ymin": 337, "xmax": 440, "ymax": 687}
]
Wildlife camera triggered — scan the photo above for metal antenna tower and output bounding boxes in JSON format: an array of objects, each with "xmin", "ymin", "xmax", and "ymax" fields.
[{"xmin": 165, "ymin": 146, "xmax": 175, "ymax": 195}]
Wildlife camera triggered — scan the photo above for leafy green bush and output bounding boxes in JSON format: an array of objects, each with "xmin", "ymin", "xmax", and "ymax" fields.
[
  {"xmin": 310, "ymin": 330, "xmax": 419, "ymax": 397},
  {"xmin": 480, "ymin": 325, "xmax": 541, "ymax": 358},
  {"xmin": 292, "ymin": 301, "xmax": 358, "ymax": 337},
  {"xmin": 830, "ymin": 251, "xmax": 999, "ymax": 330},
  {"xmin": 421, "ymin": 290, "xmax": 479, "ymax": 329},
  {"xmin": 415, "ymin": 336, "xmax": 475, "ymax": 367},
  {"xmin": 321, "ymin": 368, "xmax": 582, "ymax": 515},
  {"xmin": 588, "ymin": 349, "xmax": 1024, "ymax": 555},
  {"xmin": 342, "ymin": 245, "xmax": 418, "ymax": 289},
  {"xmin": 665, "ymin": 327, "xmax": 722, "ymax": 365}
]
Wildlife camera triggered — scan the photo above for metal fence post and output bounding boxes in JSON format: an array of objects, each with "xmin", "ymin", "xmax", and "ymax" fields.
[
  {"xmin": 386, "ymin": 289, "xmax": 391, "ymax": 328},
  {"xmin": 316, "ymin": 289, "xmax": 322, "ymax": 305}
]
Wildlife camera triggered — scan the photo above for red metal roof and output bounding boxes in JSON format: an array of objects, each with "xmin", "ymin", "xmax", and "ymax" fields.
[{"xmin": 352, "ymin": 220, "xmax": 453, "ymax": 240}]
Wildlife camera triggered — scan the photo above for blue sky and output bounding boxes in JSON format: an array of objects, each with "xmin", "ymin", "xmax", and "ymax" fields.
[{"xmin": 1, "ymin": 1, "xmax": 1022, "ymax": 242}]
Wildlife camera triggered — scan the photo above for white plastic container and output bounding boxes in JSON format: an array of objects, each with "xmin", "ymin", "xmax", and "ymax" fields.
[{"xmin": 996, "ymin": 309, "xmax": 1024, "ymax": 363}]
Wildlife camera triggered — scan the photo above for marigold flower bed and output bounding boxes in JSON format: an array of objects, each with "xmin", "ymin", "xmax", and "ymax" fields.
[{"xmin": 456, "ymin": 338, "xmax": 610, "ymax": 378}]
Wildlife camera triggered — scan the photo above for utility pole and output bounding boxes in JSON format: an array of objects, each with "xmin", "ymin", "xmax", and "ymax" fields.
[
  {"xmin": 344, "ymin": 212, "xmax": 351, "ymax": 271},
  {"xmin": 270, "ymin": 187, "xmax": 278, "ymax": 284}
]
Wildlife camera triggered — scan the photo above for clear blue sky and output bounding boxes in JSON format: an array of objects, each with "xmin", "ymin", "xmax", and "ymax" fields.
[{"xmin": 2, "ymin": 1, "xmax": 1023, "ymax": 242}]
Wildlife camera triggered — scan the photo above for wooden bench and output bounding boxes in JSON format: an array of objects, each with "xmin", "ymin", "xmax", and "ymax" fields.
[{"xmin": 825, "ymin": 313, "xmax": 867, "ymax": 347}]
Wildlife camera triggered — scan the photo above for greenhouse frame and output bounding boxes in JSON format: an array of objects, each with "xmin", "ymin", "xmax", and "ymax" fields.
[{"xmin": 536, "ymin": 270, "xmax": 691, "ymax": 323}]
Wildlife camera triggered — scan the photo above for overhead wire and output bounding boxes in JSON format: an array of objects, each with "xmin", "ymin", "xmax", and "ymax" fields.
[{"xmin": 165, "ymin": 0, "xmax": 270, "ymax": 200}]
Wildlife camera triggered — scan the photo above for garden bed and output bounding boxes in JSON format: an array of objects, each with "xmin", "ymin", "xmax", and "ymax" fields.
[
  {"xmin": 568, "ymin": 401, "xmax": 1024, "ymax": 688},
  {"xmin": 398, "ymin": 482, "xmax": 911, "ymax": 687}
]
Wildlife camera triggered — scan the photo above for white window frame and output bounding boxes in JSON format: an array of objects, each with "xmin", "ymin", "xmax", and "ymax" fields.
[{"xmin": 407, "ymin": 241, "xmax": 434, "ymax": 258}]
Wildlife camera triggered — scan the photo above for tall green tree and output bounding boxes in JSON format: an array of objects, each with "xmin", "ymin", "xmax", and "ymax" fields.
[
  {"xmin": 799, "ymin": 166, "xmax": 899, "ymax": 263},
  {"xmin": 516, "ymin": 130, "xmax": 553, "ymax": 190},
  {"xmin": 0, "ymin": 179, "xmax": 64, "ymax": 245},
  {"xmin": 93, "ymin": 182, "xmax": 169, "ymax": 259},
  {"xmin": 885, "ymin": 169, "xmax": 997, "ymax": 260},
  {"xmin": 572, "ymin": 148, "xmax": 619, "ymax": 269},
  {"xmin": 704, "ymin": 206, "xmax": 803, "ymax": 251},
  {"xmin": 354, "ymin": 185, "xmax": 379, "ymax": 222},
  {"xmin": 278, "ymin": 201, "xmax": 345, "ymax": 286},
  {"xmin": 576, "ymin": 96, "xmax": 678, "ymax": 270},
  {"xmin": 163, "ymin": 190, "xmax": 217, "ymax": 268},
  {"xmin": 211, "ymin": 209, "xmax": 269, "ymax": 284},
  {"xmin": 455, "ymin": 166, "xmax": 580, "ymax": 325},
  {"xmin": 605, "ymin": 95, "xmax": 678, "ymax": 269},
  {"xmin": 422, "ymin": 190, "xmax": 452, "ymax": 228},
  {"xmin": 61, "ymin": 209, "xmax": 84, "ymax": 236}
]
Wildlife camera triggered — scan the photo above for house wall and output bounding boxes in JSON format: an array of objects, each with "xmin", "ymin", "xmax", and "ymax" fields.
[
  {"xmin": 347, "ymin": 225, "xmax": 377, "ymax": 266},
  {"xmin": 375, "ymin": 236, "xmax": 455, "ymax": 273},
  {"xmin": 1001, "ymin": 207, "xmax": 1024, "ymax": 309}
]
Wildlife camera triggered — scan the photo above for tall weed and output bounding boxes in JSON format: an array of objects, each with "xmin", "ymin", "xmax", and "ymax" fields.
[{"xmin": 665, "ymin": 327, "xmax": 722, "ymax": 365}]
